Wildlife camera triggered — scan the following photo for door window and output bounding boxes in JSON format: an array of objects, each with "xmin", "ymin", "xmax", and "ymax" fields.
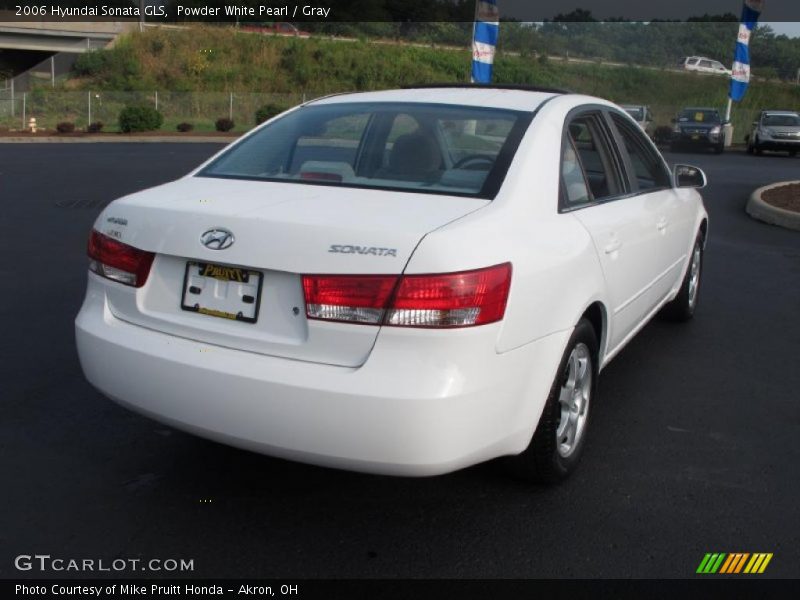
[{"xmin": 610, "ymin": 113, "xmax": 671, "ymax": 192}]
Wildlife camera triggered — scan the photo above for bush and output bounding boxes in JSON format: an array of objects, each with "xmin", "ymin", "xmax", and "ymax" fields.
[
  {"xmin": 176, "ymin": 122, "xmax": 194, "ymax": 132},
  {"xmin": 87, "ymin": 121, "xmax": 104, "ymax": 133},
  {"xmin": 56, "ymin": 122, "xmax": 75, "ymax": 134},
  {"xmin": 73, "ymin": 51, "xmax": 106, "ymax": 77},
  {"xmin": 118, "ymin": 105, "xmax": 163, "ymax": 133},
  {"xmin": 255, "ymin": 103, "xmax": 288, "ymax": 125},
  {"xmin": 215, "ymin": 117, "xmax": 235, "ymax": 132}
]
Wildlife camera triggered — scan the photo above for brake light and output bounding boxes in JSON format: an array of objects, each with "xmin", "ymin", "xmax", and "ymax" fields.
[
  {"xmin": 87, "ymin": 230, "xmax": 155, "ymax": 288},
  {"xmin": 387, "ymin": 263, "xmax": 512, "ymax": 327},
  {"xmin": 301, "ymin": 263, "xmax": 511, "ymax": 328},
  {"xmin": 302, "ymin": 274, "xmax": 397, "ymax": 325}
]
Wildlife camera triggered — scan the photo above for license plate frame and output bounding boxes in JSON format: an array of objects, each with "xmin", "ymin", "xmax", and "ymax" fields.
[{"xmin": 180, "ymin": 261, "xmax": 264, "ymax": 324}]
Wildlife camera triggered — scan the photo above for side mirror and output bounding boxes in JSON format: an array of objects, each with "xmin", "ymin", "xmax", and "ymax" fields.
[
  {"xmin": 674, "ymin": 164, "xmax": 707, "ymax": 189},
  {"xmin": 752, "ymin": 121, "xmax": 758, "ymax": 128}
]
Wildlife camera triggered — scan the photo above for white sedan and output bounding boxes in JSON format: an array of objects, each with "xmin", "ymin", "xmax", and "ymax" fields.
[{"xmin": 75, "ymin": 86, "xmax": 708, "ymax": 481}]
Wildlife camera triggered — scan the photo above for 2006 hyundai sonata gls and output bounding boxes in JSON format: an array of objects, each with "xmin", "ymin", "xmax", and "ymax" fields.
[{"xmin": 76, "ymin": 86, "xmax": 708, "ymax": 481}]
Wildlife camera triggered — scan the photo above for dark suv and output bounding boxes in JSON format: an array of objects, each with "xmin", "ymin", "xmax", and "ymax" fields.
[{"xmin": 670, "ymin": 107, "xmax": 725, "ymax": 154}]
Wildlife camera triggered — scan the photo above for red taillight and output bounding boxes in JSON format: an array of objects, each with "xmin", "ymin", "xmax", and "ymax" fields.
[
  {"xmin": 301, "ymin": 263, "xmax": 511, "ymax": 328},
  {"xmin": 87, "ymin": 230, "xmax": 155, "ymax": 288},
  {"xmin": 387, "ymin": 263, "xmax": 512, "ymax": 327},
  {"xmin": 302, "ymin": 274, "xmax": 397, "ymax": 325}
]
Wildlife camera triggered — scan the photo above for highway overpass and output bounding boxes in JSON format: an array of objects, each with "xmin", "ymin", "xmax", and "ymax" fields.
[{"xmin": 0, "ymin": 21, "xmax": 134, "ymax": 77}]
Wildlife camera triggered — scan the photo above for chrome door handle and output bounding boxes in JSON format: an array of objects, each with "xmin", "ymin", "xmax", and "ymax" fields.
[{"xmin": 604, "ymin": 239, "xmax": 622, "ymax": 254}]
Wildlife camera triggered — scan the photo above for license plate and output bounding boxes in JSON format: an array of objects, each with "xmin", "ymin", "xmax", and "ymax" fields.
[
  {"xmin": 181, "ymin": 262, "xmax": 263, "ymax": 323},
  {"xmin": 691, "ymin": 134, "xmax": 700, "ymax": 140}
]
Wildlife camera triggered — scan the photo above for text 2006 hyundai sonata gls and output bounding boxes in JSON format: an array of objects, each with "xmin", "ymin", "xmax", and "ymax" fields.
[{"xmin": 76, "ymin": 85, "xmax": 708, "ymax": 481}]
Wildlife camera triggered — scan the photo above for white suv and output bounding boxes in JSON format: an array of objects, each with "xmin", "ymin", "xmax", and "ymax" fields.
[
  {"xmin": 679, "ymin": 56, "xmax": 731, "ymax": 76},
  {"xmin": 75, "ymin": 85, "xmax": 709, "ymax": 481}
]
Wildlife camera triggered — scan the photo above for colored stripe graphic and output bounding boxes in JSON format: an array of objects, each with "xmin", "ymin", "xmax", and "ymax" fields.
[
  {"xmin": 698, "ymin": 552, "xmax": 772, "ymax": 574},
  {"xmin": 719, "ymin": 554, "xmax": 735, "ymax": 573},
  {"xmin": 697, "ymin": 553, "xmax": 726, "ymax": 573}
]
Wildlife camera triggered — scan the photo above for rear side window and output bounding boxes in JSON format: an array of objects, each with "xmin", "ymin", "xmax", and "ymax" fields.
[
  {"xmin": 561, "ymin": 112, "xmax": 622, "ymax": 207},
  {"xmin": 610, "ymin": 114, "xmax": 671, "ymax": 192},
  {"xmin": 561, "ymin": 137, "xmax": 591, "ymax": 207}
]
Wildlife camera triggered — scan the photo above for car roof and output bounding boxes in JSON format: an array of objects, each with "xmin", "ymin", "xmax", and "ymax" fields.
[
  {"xmin": 762, "ymin": 110, "xmax": 799, "ymax": 116},
  {"xmin": 309, "ymin": 86, "xmax": 562, "ymax": 112},
  {"xmin": 681, "ymin": 107, "xmax": 719, "ymax": 112}
]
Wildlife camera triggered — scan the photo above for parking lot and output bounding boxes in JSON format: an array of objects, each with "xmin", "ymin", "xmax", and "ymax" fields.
[{"xmin": 1, "ymin": 143, "xmax": 798, "ymax": 579}]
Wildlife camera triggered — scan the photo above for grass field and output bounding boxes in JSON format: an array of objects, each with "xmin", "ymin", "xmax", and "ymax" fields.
[{"xmin": 5, "ymin": 25, "xmax": 799, "ymax": 141}]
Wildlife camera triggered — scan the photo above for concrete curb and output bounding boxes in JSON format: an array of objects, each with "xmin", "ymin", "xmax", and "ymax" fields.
[
  {"xmin": 0, "ymin": 136, "xmax": 237, "ymax": 144},
  {"xmin": 746, "ymin": 181, "xmax": 800, "ymax": 232}
]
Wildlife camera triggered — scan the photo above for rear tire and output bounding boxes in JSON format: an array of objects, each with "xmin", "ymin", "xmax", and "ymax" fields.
[
  {"xmin": 503, "ymin": 319, "xmax": 598, "ymax": 483},
  {"xmin": 754, "ymin": 138, "xmax": 763, "ymax": 155},
  {"xmin": 790, "ymin": 150, "xmax": 797, "ymax": 158},
  {"xmin": 714, "ymin": 143, "xmax": 724, "ymax": 154},
  {"xmin": 661, "ymin": 234, "xmax": 703, "ymax": 322}
]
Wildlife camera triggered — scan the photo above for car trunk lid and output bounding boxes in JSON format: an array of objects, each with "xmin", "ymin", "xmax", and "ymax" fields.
[{"xmin": 93, "ymin": 176, "xmax": 488, "ymax": 367}]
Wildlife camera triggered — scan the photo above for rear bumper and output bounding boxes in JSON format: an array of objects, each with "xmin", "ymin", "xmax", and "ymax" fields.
[
  {"xmin": 672, "ymin": 133, "xmax": 721, "ymax": 147},
  {"xmin": 75, "ymin": 280, "xmax": 569, "ymax": 476}
]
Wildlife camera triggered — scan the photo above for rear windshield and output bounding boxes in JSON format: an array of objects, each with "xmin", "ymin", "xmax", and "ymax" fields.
[
  {"xmin": 763, "ymin": 114, "xmax": 800, "ymax": 127},
  {"xmin": 198, "ymin": 102, "xmax": 529, "ymax": 199},
  {"xmin": 678, "ymin": 110, "xmax": 721, "ymax": 124}
]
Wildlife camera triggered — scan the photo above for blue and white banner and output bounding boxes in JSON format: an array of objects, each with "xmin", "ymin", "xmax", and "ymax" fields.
[
  {"xmin": 471, "ymin": 1, "xmax": 499, "ymax": 83},
  {"xmin": 729, "ymin": 0, "xmax": 764, "ymax": 102}
]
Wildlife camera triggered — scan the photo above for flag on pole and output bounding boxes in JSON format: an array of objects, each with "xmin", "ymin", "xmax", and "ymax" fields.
[
  {"xmin": 471, "ymin": 1, "xmax": 499, "ymax": 83},
  {"xmin": 729, "ymin": 0, "xmax": 764, "ymax": 102}
]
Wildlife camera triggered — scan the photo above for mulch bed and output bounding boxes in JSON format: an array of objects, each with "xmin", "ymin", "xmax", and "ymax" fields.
[
  {"xmin": 0, "ymin": 130, "xmax": 237, "ymax": 138},
  {"xmin": 762, "ymin": 183, "xmax": 800, "ymax": 213}
]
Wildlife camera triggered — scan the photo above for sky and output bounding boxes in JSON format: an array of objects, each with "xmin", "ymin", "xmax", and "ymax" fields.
[{"xmin": 763, "ymin": 22, "xmax": 800, "ymax": 38}]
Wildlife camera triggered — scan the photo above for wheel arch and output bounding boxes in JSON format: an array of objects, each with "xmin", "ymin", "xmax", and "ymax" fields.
[
  {"xmin": 699, "ymin": 218, "xmax": 709, "ymax": 248},
  {"xmin": 580, "ymin": 301, "xmax": 608, "ymax": 368}
]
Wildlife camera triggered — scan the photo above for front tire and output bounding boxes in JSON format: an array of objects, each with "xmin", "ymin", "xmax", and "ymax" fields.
[
  {"xmin": 661, "ymin": 234, "xmax": 703, "ymax": 322},
  {"xmin": 504, "ymin": 319, "xmax": 598, "ymax": 483}
]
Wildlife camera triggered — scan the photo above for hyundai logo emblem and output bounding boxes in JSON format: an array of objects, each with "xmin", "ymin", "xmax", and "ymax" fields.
[{"xmin": 200, "ymin": 228, "xmax": 235, "ymax": 250}]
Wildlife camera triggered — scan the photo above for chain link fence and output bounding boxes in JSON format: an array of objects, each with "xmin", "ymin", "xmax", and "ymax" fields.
[
  {"xmin": 0, "ymin": 91, "xmax": 317, "ymax": 133},
  {"xmin": 0, "ymin": 91, "xmax": 763, "ymax": 143}
]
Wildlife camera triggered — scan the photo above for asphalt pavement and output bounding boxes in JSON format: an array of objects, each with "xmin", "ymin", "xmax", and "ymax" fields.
[{"xmin": 1, "ymin": 144, "xmax": 798, "ymax": 579}]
